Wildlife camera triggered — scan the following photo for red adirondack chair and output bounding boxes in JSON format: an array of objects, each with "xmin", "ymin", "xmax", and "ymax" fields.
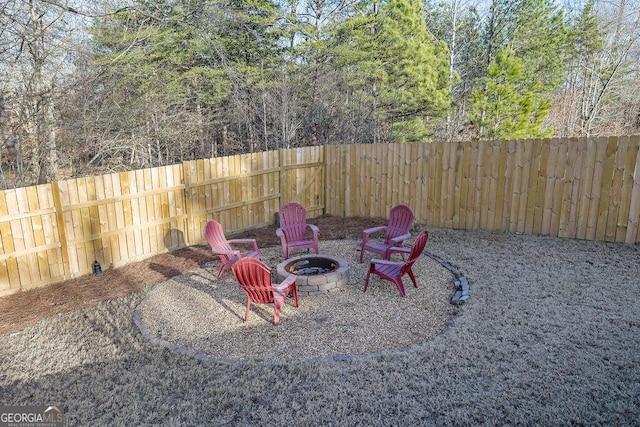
[
  {"xmin": 364, "ymin": 230, "xmax": 428, "ymax": 297},
  {"xmin": 276, "ymin": 202, "xmax": 320, "ymax": 259},
  {"xmin": 204, "ymin": 220, "xmax": 261, "ymax": 278},
  {"xmin": 359, "ymin": 204, "xmax": 415, "ymax": 262},
  {"xmin": 231, "ymin": 257, "xmax": 299, "ymax": 326}
]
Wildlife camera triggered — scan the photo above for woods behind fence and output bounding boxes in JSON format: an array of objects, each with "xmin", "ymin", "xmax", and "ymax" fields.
[{"xmin": 1, "ymin": 136, "xmax": 639, "ymax": 296}]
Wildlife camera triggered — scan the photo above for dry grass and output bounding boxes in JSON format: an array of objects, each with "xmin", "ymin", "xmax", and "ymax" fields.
[{"xmin": 1, "ymin": 219, "xmax": 639, "ymax": 426}]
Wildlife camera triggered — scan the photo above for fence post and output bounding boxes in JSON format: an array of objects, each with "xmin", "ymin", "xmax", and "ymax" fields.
[
  {"xmin": 50, "ymin": 180, "xmax": 71, "ymax": 280},
  {"xmin": 278, "ymin": 148, "xmax": 285, "ymax": 209},
  {"xmin": 181, "ymin": 161, "xmax": 194, "ymax": 246}
]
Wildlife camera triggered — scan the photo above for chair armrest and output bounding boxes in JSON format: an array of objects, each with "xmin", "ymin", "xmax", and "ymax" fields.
[
  {"xmin": 228, "ymin": 238, "xmax": 259, "ymax": 251},
  {"xmin": 389, "ymin": 232, "xmax": 411, "ymax": 245},
  {"xmin": 363, "ymin": 225, "xmax": 386, "ymax": 236},
  {"xmin": 307, "ymin": 224, "xmax": 319, "ymax": 236},
  {"xmin": 272, "ymin": 274, "xmax": 296, "ymax": 301},
  {"xmin": 276, "ymin": 228, "xmax": 284, "ymax": 238},
  {"xmin": 370, "ymin": 258, "xmax": 403, "ymax": 267},
  {"xmin": 386, "ymin": 247, "xmax": 411, "ymax": 260},
  {"xmin": 211, "ymin": 249, "xmax": 241, "ymax": 256},
  {"xmin": 274, "ymin": 274, "xmax": 297, "ymax": 289},
  {"xmin": 362, "ymin": 225, "xmax": 386, "ymax": 244}
]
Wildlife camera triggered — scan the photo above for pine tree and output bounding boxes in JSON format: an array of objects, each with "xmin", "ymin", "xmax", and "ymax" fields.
[
  {"xmin": 470, "ymin": 46, "xmax": 552, "ymax": 140},
  {"xmin": 472, "ymin": 0, "xmax": 567, "ymax": 139},
  {"xmin": 90, "ymin": 0, "xmax": 284, "ymax": 159},
  {"xmin": 330, "ymin": 0, "xmax": 452, "ymax": 143}
]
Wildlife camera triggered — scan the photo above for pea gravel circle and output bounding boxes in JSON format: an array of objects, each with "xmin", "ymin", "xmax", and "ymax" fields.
[{"xmin": 134, "ymin": 239, "xmax": 458, "ymax": 364}]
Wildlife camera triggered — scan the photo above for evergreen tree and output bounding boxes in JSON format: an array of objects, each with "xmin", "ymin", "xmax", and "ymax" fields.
[
  {"xmin": 330, "ymin": 0, "xmax": 452, "ymax": 143},
  {"xmin": 472, "ymin": 0, "xmax": 567, "ymax": 139},
  {"xmin": 470, "ymin": 45, "xmax": 552, "ymax": 140},
  {"xmin": 424, "ymin": 0, "xmax": 484, "ymax": 140},
  {"xmin": 89, "ymin": 0, "xmax": 284, "ymax": 161}
]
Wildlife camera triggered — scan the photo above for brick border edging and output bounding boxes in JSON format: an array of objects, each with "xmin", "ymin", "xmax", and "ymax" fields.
[
  {"xmin": 423, "ymin": 251, "xmax": 470, "ymax": 305},
  {"xmin": 133, "ymin": 251, "xmax": 470, "ymax": 365}
]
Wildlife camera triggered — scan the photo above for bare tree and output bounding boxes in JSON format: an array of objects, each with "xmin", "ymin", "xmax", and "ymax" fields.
[
  {"xmin": 0, "ymin": 0, "xmax": 86, "ymax": 186},
  {"xmin": 552, "ymin": 0, "xmax": 640, "ymax": 137}
]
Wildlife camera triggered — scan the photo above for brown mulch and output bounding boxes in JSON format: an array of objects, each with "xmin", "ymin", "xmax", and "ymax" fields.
[{"xmin": 0, "ymin": 215, "xmax": 385, "ymax": 336}]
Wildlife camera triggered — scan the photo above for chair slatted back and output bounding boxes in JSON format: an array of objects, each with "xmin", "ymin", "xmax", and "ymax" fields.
[
  {"xmin": 400, "ymin": 231, "xmax": 428, "ymax": 276},
  {"xmin": 279, "ymin": 202, "xmax": 309, "ymax": 241},
  {"xmin": 385, "ymin": 204, "xmax": 415, "ymax": 244},
  {"xmin": 205, "ymin": 220, "xmax": 233, "ymax": 253},
  {"xmin": 232, "ymin": 258, "xmax": 274, "ymax": 304}
]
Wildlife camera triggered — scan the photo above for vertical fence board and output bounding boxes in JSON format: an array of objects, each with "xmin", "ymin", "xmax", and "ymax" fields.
[
  {"xmin": 37, "ymin": 184, "xmax": 61, "ymax": 281},
  {"xmin": 429, "ymin": 142, "xmax": 438, "ymax": 225},
  {"xmin": 606, "ymin": 136, "xmax": 627, "ymax": 241},
  {"xmin": 460, "ymin": 141, "xmax": 472, "ymax": 229},
  {"xmin": 625, "ymin": 135, "xmax": 640, "ymax": 243},
  {"xmin": 127, "ymin": 172, "xmax": 141, "ymax": 258},
  {"xmin": 467, "ymin": 140, "xmax": 479, "ymax": 229},
  {"xmin": 524, "ymin": 139, "xmax": 542, "ymax": 235},
  {"xmin": 501, "ymin": 141, "xmax": 515, "ymax": 230},
  {"xmin": 61, "ymin": 180, "xmax": 81, "ymax": 274},
  {"xmin": 540, "ymin": 138, "xmax": 555, "ymax": 235},
  {"xmin": 507, "ymin": 141, "xmax": 518, "ymax": 231},
  {"xmin": 533, "ymin": 138, "xmax": 550, "ymax": 235},
  {"xmin": 366, "ymin": 145, "xmax": 377, "ymax": 217},
  {"xmin": 438, "ymin": 143, "xmax": 464, "ymax": 228},
  {"xmin": 559, "ymin": 138, "xmax": 580, "ymax": 238},
  {"xmin": 426, "ymin": 143, "xmax": 437, "ymax": 226},
  {"xmin": 135, "ymin": 169, "xmax": 151, "ymax": 255},
  {"xmin": 479, "ymin": 141, "xmax": 492, "ymax": 229},
  {"xmin": 28, "ymin": 186, "xmax": 48, "ymax": 283},
  {"xmin": 594, "ymin": 137, "xmax": 618, "ymax": 241},
  {"xmin": 576, "ymin": 138, "xmax": 596, "ymax": 239},
  {"xmin": 549, "ymin": 138, "xmax": 567, "ymax": 237},
  {"xmin": 0, "ymin": 191, "xmax": 11, "ymax": 293},
  {"xmin": 586, "ymin": 137, "xmax": 607, "ymax": 240},
  {"xmin": 119, "ymin": 172, "xmax": 136, "ymax": 255},
  {"xmin": 0, "ymin": 190, "xmax": 20, "ymax": 293},
  {"xmin": 16, "ymin": 188, "xmax": 37, "ymax": 287},
  {"xmin": 489, "ymin": 140, "xmax": 503, "ymax": 229},
  {"xmin": 5, "ymin": 190, "xmax": 33, "ymax": 286},
  {"xmin": 616, "ymin": 136, "xmax": 639, "ymax": 242},
  {"xmin": 508, "ymin": 140, "xmax": 522, "ymax": 232},
  {"xmin": 325, "ymin": 146, "xmax": 344, "ymax": 216},
  {"xmin": 112, "ymin": 173, "xmax": 128, "ymax": 262},
  {"xmin": 414, "ymin": 144, "xmax": 424, "ymax": 223},
  {"xmin": 75, "ymin": 178, "xmax": 92, "ymax": 268}
]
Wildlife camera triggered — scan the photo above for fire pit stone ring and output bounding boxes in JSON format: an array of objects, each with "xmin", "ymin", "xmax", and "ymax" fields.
[{"xmin": 276, "ymin": 254, "xmax": 350, "ymax": 296}]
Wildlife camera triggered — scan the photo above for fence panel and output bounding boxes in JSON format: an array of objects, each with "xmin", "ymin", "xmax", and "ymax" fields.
[
  {"xmin": 324, "ymin": 145, "xmax": 347, "ymax": 217},
  {"xmin": 277, "ymin": 146, "xmax": 324, "ymax": 219},
  {"xmin": 184, "ymin": 151, "xmax": 281, "ymax": 244},
  {"xmin": 0, "ymin": 185, "xmax": 61, "ymax": 296},
  {"xmin": 1, "ymin": 137, "xmax": 639, "ymax": 296}
]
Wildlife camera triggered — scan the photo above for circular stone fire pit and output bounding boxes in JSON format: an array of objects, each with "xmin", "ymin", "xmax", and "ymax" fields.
[{"xmin": 276, "ymin": 254, "xmax": 350, "ymax": 296}]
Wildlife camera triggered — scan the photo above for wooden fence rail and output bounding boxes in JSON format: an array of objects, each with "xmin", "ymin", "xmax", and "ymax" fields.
[{"xmin": 1, "ymin": 136, "xmax": 638, "ymax": 296}]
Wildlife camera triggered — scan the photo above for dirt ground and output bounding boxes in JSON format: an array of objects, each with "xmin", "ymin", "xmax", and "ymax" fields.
[{"xmin": 0, "ymin": 215, "xmax": 385, "ymax": 336}]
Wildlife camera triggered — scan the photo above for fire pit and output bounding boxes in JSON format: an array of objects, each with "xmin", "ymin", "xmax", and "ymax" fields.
[{"xmin": 276, "ymin": 254, "xmax": 350, "ymax": 296}]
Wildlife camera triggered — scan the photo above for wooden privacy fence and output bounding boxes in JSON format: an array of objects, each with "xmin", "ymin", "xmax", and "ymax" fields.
[
  {"xmin": 0, "ymin": 148, "xmax": 324, "ymax": 296},
  {"xmin": 325, "ymin": 135, "xmax": 640, "ymax": 242},
  {"xmin": 0, "ymin": 136, "xmax": 639, "ymax": 296}
]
